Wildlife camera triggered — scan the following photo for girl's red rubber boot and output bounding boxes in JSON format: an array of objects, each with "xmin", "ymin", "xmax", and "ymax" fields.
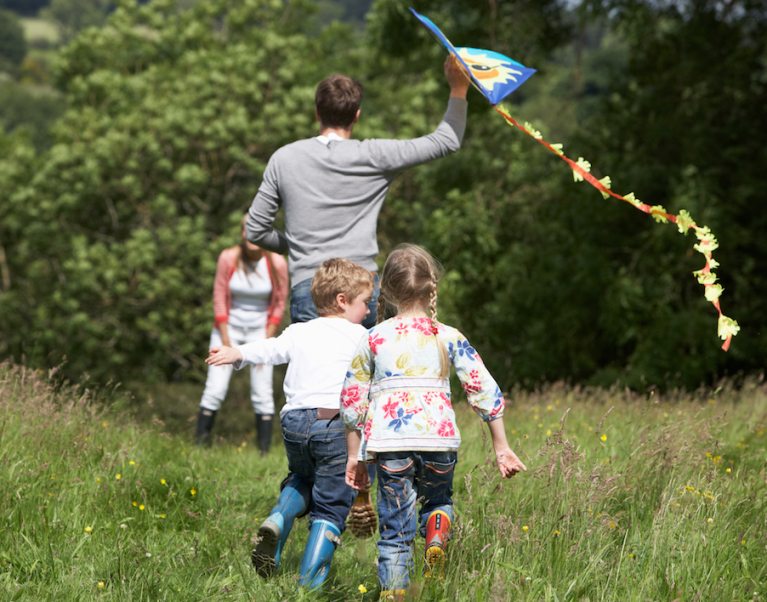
[{"xmin": 424, "ymin": 510, "xmax": 451, "ymax": 578}]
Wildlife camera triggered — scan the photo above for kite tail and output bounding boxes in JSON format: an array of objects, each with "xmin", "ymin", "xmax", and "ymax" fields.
[{"xmin": 493, "ymin": 103, "xmax": 739, "ymax": 351}]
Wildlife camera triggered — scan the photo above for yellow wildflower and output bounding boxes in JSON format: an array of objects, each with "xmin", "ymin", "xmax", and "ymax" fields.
[
  {"xmin": 725, "ymin": 467, "xmax": 732, "ymax": 474},
  {"xmin": 608, "ymin": 520, "xmax": 617, "ymax": 530},
  {"xmin": 358, "ymin": 584, "xmax": 368, "ymax": 594},
  {"xmin": 97, "ymin": 581, "xmax": 105, "ymax": 590},
  {"xmin": 132, "ymin": 501, "xmax": 138, "ymax": 507},
  {"xmin": 159, "ymin": 514, "xmax": 167, "ymax": 519},
  {"xmin": 522, "ymin": 525, "xmax": 529, "ymax": 533},
  {"xmin": 546, "ymin": 429, "xmax": 552, "ymax": 437},
  {"xmin": 84, "ymin": 526, "xmax": 93, "ymax": 534},
  {"xmin": 115, "ymin": 473, "xmax": 122, "ymax": 481},
  {"xmin": 600, "ymin": 434, "xmax": 607, "ymax": 443},
  {"xmin": 160, "ymin": 478, "xmax": 167, "ymax": 486},
  {"xmin": 190, "ymin": 488, "xmax": 197, "ymax": 497},
  {"xmin": 128, "ymin": 460, "xmax": 136, "ymax": 466},
  {"xmin": 707, "ymin": 517, "xmax": 714, "ymax": 524},
  {"xmin": 552, "ymin": 530, "xmax": 560, "ymax": 538},
  {"xmin": 139, "ymin": 504, "xmax": 145, "ymax": 511}
]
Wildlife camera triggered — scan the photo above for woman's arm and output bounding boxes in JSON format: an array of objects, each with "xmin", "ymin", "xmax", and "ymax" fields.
[
  {"xmin": 213, "ymin": 248, "xmax": 236, "ymax": 336},
  {"xmin": 218, "ymin": 322, "xmax": 232, "ymax": 348}
]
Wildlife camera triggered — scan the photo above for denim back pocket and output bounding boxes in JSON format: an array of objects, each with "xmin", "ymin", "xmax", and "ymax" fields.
[
  {"xmin": 281, "ymin": 409, "xmax": 310, "ymax": 444},
  {"xmin": 423, "ymin": 452, "xmax": 457, "ymax": 476},
  {"xmin": 378, "ymin": 453, "xmax": 415, "ymax": 475}
]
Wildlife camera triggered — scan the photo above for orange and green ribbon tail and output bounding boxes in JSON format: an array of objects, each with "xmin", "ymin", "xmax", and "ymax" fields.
[{"xmin": 493, "ymin": 103, "xmax": 740, "ymax": 351}]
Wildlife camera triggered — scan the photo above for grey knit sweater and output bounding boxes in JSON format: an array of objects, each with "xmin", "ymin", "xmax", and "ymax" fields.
[{"xmin": 246, "ymin": 97, "xmax": 467, "ymax": 284}]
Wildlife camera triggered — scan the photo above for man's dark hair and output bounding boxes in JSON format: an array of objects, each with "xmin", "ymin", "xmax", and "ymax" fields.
[{"xmin": 315, "ymin": 74, "xmax": 363, "ymax": 128}]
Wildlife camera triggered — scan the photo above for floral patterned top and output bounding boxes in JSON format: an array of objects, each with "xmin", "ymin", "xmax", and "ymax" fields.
[{"xmin": 340, "ymin": 316, "xmax": 504, "ymax": 458}]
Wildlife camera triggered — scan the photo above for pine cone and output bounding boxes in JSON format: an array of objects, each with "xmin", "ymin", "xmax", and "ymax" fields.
[{"xmin": 347, "ymin": 489, "xmax": 377, "ymax": 538}]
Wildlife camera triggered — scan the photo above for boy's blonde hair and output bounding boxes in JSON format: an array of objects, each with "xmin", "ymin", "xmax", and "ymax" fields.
[
  {"xmin": 378, "ymin": 244, "xmax": 449, "ymax": 378},
  {"xmin": 311, "ymin": 258, "xmax": 374, "ymax": 316}
]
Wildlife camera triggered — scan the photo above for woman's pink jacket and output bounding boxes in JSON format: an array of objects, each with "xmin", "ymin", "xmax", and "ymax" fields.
[{"xmin": 212, "ymin": 246, "xmax": 288, "ymax": 328}]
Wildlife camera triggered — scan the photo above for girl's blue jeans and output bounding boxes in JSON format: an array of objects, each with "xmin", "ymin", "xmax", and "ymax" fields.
[{"xmin": 375, "ymin": 451, "xmax": 457, "ymax": 590}]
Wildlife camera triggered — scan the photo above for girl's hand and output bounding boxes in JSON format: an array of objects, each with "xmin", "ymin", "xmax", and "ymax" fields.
[
  {"xmin": 345, "ymin": 457, "xmax": 370, "ymax": 491},
  {"xmin": 206, "ymin": 346, "xmax": 242, "ymax": 366},
  {"xmin": 495, "ymin": 447, "xmax": 527, "ymax": 478}
]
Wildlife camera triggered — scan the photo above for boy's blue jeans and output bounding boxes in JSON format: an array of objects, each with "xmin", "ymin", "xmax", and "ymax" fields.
[
  {"xmin": 375, "ymin": 451, "xmax": 457, "ymax": 590},
  {"xmin": 280, "ymin": 408, "xmax": 355, "ymax": 531},
  {"xmin": 290, "ymin": 273, "xmax": 380, "ymax": 328}
]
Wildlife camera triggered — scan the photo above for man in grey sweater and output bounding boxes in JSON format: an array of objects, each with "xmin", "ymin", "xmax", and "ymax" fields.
[{"xmin": 246, "ymin": 56, "xmax": 470, "ymax": 327}]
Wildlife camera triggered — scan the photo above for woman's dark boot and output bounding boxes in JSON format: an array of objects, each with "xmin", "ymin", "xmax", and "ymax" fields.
[
  {"xmin": 255, "ymin": 414, "xmax": 273, "ymax": 455},
  {"xmin": 195, "ymin": 408, "xmax": 217, "ymax": 446}
]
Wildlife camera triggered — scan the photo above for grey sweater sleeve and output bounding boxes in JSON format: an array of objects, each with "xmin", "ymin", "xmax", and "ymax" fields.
[
  {"xmin": 366, "ymin": 97, "xmax": 467, "ymax": 174},
  {"xmin": 246, "ymin": 156, "xmax": 289, "ymax": 254}
]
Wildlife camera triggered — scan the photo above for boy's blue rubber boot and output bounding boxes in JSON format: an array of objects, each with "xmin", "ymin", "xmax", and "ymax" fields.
[
  {"xmin": 251, "ymin": 484, "xmax": 309, "ymax": 577},
  {"xmin": 297, "ymin": 519, "xmax": 341, "ymax": 589}
]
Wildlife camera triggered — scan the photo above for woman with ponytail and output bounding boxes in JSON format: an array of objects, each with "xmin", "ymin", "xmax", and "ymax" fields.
[
  {"xmin": 340, "ymin": 244, "xmax": 526, "ymax": 599},
  {"xmin": 196, "ymin": 214, "xmax": 288, "ymax": 451}
]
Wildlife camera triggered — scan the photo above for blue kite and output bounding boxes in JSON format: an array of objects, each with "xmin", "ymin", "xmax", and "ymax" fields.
[{"xmin": 410, "ymin": 7, "xmax": 536, "ymax": 105}]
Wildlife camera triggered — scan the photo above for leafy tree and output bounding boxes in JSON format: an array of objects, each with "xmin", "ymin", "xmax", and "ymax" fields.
[
  {"xmin": 571, "ymin": 0, "xmax": 767, "ymax": 384},
  {"xmin": 0, "ymin": 8, "xmax": 26, "ymax": 71},
  {"xmin": 41, "ymin": 0, "xmax": 114, "ymax": 42},
  {"xmin": 365, "ymin": 0, "xmax": 765, "ymax": 388},
  {"xmin": 0, "ymin": 0, "xmax": 354, "ymax": 383},
  {"xmin": 1, "ymin": 0, "xmax": 764, "ymax": 390},
  {"xmin": 0, "ymin": 80, "xmax": 63, "ymax": 148}
]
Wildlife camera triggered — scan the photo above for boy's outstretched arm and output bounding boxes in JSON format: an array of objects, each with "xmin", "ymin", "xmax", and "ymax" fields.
[
  {"xmin": 487, "ymin": 418, "xmax": 527, "ymax": 478},
  {"xmin": 344, "ymin": 429, "xmax": 369, "ymax": 490},
  {"xmin": 206, "ymin": 326, "xmax": 293, "ymax": 369},
  {"xmin": 206, "ymin": 346, "xmax": 243, "ymax": 366}
]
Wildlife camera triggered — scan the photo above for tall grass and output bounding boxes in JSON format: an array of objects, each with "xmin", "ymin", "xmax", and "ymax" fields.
[{"xmin": 1, "ymin": 363, "xmax": 765, "ymax": 601}]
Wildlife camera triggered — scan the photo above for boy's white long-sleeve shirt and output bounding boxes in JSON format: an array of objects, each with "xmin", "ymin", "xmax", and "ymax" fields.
[{"xmin": 233, "ymin": 316, "xmax": 367, "ymax": 417}]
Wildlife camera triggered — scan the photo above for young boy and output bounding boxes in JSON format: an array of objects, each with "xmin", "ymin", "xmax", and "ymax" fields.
[{"xmin": 206, "ymin": 258, "xmax": 373, "ymax": 588}]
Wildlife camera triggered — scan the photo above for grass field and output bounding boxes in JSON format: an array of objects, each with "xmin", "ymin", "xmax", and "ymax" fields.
[{"xmin": 1, "ymin": 362, "xmax": 765, "ymax": 601}]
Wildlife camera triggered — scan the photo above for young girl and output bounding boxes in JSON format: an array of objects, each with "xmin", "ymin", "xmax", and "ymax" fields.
[{"xmin": 340, "ymin": 244, "xmax": 526, "ymax": 599}]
